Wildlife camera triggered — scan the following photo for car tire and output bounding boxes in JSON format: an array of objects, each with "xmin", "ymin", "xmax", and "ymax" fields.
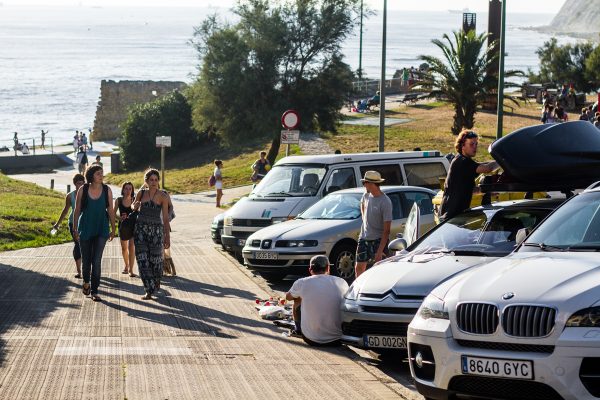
[
  {"xmin": 259, "ymin": 271, "xmax": 288, "ymax": 282},
  {"xmin": 234, "ymin": 251, "xmax": 245, "ymax": 265},
  {"xmin": 329, "ymin": 242, "xmax": 356, "ymax": 281}
]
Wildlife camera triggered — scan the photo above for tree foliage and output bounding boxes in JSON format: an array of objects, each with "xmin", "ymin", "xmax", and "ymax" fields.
[
  {"xmin": 527, "ymin": 38, "xmax": 598, "ymax": 92},
  {"xmin": 188, "ymin": 0, "xmax": 361, "ymax": 158},
  {"xmin": 119, "ymin": 91, "xmax": 197, "ymax": 170},
  {"xmin": 416, "ymin": 30, "xmax": 522, "ymax": 135}
]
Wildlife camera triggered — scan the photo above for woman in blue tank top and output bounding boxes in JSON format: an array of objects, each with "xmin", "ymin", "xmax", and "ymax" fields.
[{"xmin": 73, "ymin": 165, "xmax": 116, "ymax": 302}]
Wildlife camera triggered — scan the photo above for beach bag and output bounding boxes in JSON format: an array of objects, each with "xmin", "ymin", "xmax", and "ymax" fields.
[
  {"xmin": 208, "ymin": 175, "xmax": 216, "ymax": 187},
  {"xmin": 119, "ymin": 211, "xmax": 138, "ymax": 241}
]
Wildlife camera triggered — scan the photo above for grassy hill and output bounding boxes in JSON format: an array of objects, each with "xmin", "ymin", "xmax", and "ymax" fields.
[{"xmin": 0, "ymin": 173, "xmax": 73, "ymax": 251}]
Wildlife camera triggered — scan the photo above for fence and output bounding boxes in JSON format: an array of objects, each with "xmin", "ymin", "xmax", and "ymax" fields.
[{"xmin": 351, "ymin": 77, "xmax": 416, "ymax": 97}]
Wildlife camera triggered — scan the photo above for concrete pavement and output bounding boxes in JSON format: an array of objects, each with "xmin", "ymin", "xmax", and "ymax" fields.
[{"xmin": 0, "ymin": 171, "xmax": 423, "ymax": 400}]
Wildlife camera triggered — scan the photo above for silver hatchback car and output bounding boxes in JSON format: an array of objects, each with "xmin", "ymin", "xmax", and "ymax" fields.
[{"xmin": 242, "ymin": 186, "xmax": 437, "ymax": 282}]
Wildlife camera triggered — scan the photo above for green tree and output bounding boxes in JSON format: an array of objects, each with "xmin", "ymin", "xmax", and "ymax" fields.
[
  {"xmin": 188, "ymin": 0, "xmax": 361, "ymax": 159},
  {"xmin": 585, "ymin": 44, "xmax": 600, "ymax": 90},
  {"xmin": 527, "ymin": 38, "xmax": 596, "ymax": 92},
  {"xmin": 119, "ymin": 91, "xmax": 197, "ymax": 170},
  {"xmin": 416, "ymin": 30, "xmax": 522, "ymax": 135}
]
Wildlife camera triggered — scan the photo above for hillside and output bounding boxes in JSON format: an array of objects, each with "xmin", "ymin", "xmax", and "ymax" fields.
[{"xmin": 548, "ymin": 0, "xmax": 600, "ymax": 38}]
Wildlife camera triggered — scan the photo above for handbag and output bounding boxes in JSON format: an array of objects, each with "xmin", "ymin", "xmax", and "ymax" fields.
[
  {"xmin": 119, "ymin": 211, "xmax": 138, "ymax": 241},
  {"xmin": 208, "ymin": 175, "xmax": 216, "ymax": 187}
]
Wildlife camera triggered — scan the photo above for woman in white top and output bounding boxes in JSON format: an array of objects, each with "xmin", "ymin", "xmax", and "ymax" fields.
[{"xmin": 214, "ymin": 159, "xmax": 223, "ymax": 207}]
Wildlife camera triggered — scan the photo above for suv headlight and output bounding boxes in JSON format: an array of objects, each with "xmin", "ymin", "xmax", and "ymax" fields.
[
  {"xmin": 418, "ymin": 294, "xmax": 449, "ymax": 320},
  {"xmin": 224, "ymin": 216, "xmax": 233, "ymax": 226},
  {"xmin": 566, "ymin": 307, "xmax": 600, "ymax": 327},
  {"xmin": 345, "ymin": 284, "xmax": 360, "ymax": 301}
]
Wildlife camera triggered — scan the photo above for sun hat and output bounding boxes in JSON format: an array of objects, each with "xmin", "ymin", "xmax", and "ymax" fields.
[{"xmin": 361, "ymin": 170, "xmax": 385, "ymax": 184}]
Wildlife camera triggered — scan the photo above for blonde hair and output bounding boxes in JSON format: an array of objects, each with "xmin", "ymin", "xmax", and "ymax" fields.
[{"xmin": 454, "ymin": 129, "xmax": 478, "ymax": 155}]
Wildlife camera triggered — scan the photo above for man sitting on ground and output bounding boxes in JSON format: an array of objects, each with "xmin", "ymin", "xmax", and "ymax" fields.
[{"xmin": 285, "ymin": 255, "xmax": 349, "ymax": 347}]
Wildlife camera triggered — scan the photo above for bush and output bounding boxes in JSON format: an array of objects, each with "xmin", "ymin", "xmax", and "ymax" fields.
[{"xmin": 119, "ymin": 91, "xmax": 197, "ymax": 170}]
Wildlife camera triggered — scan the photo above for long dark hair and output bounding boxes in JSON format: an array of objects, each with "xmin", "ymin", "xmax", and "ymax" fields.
[{"xmin": 121, "ymin": 181, "xmax": 135, "ymax": 199}]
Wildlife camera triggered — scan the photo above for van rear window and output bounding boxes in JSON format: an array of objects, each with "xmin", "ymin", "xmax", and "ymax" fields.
[{"xmin": 404, "ymin": 162, "xmax": 447, "ymax": 190}]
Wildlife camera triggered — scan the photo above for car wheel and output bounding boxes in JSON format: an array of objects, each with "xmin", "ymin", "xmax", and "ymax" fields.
[
  {"xmin": 259, "ymin": 271, "xmax": 288, "ymax": 282},
  {"xmin": 234, "ymin": 251, "xmax": 245, "ymax": 265},
  {"xmin": 329, "ymin": 243, "xmax": 356, "ymax": 281}
]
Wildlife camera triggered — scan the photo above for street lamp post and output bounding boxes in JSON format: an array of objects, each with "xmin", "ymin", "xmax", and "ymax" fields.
[
  {"xmin": 496, "ymin": 0, "xmax": 507, "ymax": 139},
  {"xmin": 378, "ymin": 0, "xmax": 387, "ymax": 152},
  {"xmin": 358, "ymin": 0, "xmax": 363, "ymax": 81}
]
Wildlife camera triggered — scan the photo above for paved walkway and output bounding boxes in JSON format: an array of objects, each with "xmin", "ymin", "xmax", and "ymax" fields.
[{"xmin": 0, "ymin": 173, "xmax": 422, "ymax": 399}]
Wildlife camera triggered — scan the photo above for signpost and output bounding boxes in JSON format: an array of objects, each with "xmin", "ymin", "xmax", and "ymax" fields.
[
  {"xmin": 155, "ymin": 136, "xmax": 171, "ymax": 189},
  {"xmin": 281, "ymin": 110, "xmax": 300, "ymax": 156}
]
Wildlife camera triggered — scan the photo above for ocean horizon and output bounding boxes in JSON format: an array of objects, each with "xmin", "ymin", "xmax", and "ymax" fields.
[{"xmin": 0, "ymin": 5, "xmax": 577, "ymax": 146}]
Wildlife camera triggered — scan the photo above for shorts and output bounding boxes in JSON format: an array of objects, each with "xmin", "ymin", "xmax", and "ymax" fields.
[
  {"xmin": 215, "ymin": 181, "xmax": 223, "ymax": 190},
  {"xmin": 356, "ymin": 238, "xmax": 387, "ymax": 263}
]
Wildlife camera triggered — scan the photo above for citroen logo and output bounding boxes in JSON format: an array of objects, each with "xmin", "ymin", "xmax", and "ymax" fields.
[{"xmin": 502, "ymin": 292, "xmax": 515, "ymax": 300}]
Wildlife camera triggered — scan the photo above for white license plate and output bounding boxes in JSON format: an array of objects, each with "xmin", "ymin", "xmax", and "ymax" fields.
[
  {"xmin": 254, "ymin": 251, "xmax": 278, "ymax": 260},
  {"xmin": 461, "ymin": 355, "xmax": 533, "ymax": 380},
  {"xmin": 238, "ymin": 239, "xmax": 246, "ymax": 246},
  {"xmin": 363, "ymin": 335, "xmax": 407, "ymax": 349}
]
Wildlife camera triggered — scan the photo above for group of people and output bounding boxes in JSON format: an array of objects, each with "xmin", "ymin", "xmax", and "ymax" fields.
[
  {"xmin": 73, "ymin": 130, "xmax": 92, "ymax": 153},
  {"xmin": 53, "ymin": 167, "xmax": 172, "ymax": 302},
  {"xmin": 579, "ymin": 105, "xmax": 600, "ymax": 129}
]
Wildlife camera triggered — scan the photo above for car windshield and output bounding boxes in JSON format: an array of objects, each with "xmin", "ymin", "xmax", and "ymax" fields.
[
  {"xmin": 298, "ymin": 193, "xmax": 362, "ymax": 220},
  {"xmin": 413, "ymin": 208, "xmax": 551, "ymax": 256},
  {"xmin": 523, "ymin": 192, "xmax": 600, "ymax": 251},
  {"xmin": 251, "ymin": 165, "xmax": 326, "ymax": 197}
]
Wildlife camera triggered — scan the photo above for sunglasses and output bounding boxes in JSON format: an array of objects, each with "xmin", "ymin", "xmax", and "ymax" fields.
[{"xmin": 464, "ymin": 131, "xmax": 478, "ymax": 139}]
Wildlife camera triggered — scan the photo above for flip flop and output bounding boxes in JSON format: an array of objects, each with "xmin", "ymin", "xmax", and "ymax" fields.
[
  {"xmin": 121, "ymin": 270, "xmax": 128, "ymax": 274},
  {"xmin": 91, "ymin": 294, "xmax": 101, "ymax": 302},
  {"xmin": 74, "ymin": 273, "xmax": 82, "ymax": 279},
  {"xmin": 129, "ymin": 273, "xmax": 137, "ymax": 277},
  {"xmin": 82, "ymin": 283, "xmax": 91, "ymax": 296}
]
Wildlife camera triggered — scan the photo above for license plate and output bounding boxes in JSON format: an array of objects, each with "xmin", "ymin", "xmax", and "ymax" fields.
[
  {"xmin": 363, "ymin": 335, "xmax": 407, "ymax": 349},
  {"xmin": 238, "ymin": 239, "xmax": 246, "ymax": 246},
  {"xmin": 254, "ymin": 251, "xmax": 278, "ymax": 260},
  {"xmin": 461, "ymin": 355, "xmax": 533, "ymax": 380}
]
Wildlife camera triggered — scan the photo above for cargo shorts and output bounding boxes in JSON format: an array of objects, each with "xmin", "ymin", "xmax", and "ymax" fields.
[{"xmin": 356, "ymin": 238, "xmax": 387, "ymax": 263}]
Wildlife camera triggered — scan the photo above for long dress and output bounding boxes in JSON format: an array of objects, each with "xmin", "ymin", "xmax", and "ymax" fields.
[{"xmin": 134, "ymin": 192, "xmax": 164, "ymax": 295}]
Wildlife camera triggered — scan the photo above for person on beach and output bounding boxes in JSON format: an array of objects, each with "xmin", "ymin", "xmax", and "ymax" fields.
[
  {"xmin": 41, "ymin": 129, "xmax": 47, "ymax": 149},
  {"xmin": 439, "ymin": 130, "xmax": 499, "ymax": 221},
  {"xmin": 76, "ymin": 146, "xmax": 88, "ymax": 174},
  {"xmin": 53, "ymin": 173, "xmax": 86, "ymax": 278},
  {"xmin": 73, "ymin": 165, "xmax": 116, "ymax": 302},
  {"xmin": 355, "ymin": 170, "xmax": 393, "ymax": 278},
  {"xmin": 21, "ymin": 142, "xmax": 30, "ymax": 155},
  {"xmin": 114, "ymin": 182, "xmax": 136, "ymax": 277},
  {"xmin": 214, "ymin": 160, "xmax": 223, "ymax": 207},
  {"xmin": 285, "ymin": 255, "xmax": 348, "ymax": 347},
  {"xmin": 81, "ymin": 133, "xmax": 88, "ymax": 150},
  {"xmin": 132, "ymin": 169, "xmax": 171, "ymax": 300},
  {"xmin": 92, "ymin": 155, "xmax": 103, "ymax": 168}
]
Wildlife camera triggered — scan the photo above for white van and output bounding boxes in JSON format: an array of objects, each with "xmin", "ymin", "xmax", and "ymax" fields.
[{"xmin": 221, "ymin": 151, "xmax": 449, "ymax": 258}]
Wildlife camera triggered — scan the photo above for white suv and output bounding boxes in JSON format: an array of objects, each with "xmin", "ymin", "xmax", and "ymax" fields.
[{"xmin": 408, "ymin": 186, "xmax": 600, "ymax": 400}]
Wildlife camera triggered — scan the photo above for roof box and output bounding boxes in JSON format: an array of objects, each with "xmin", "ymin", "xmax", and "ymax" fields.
[{"xmin": 484, "ymin": 121, "xmax": 600, "ymax": 192}]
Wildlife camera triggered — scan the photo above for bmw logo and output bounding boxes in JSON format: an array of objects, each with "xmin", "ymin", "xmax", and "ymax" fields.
[{"xmin": 502, "ymin": 292, "xmax": 515, "ymax": 300}]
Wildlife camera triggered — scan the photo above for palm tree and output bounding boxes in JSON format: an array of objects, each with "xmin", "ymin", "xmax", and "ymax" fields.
[{"xmin": 416, "ymin": 30, "xmax": 522, "ymax": 135}]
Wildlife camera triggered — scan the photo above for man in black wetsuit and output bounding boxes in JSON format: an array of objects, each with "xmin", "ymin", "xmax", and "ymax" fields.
[{"xmin": 439, "ymin": 130, "xmax": 499, "ymax": 221}]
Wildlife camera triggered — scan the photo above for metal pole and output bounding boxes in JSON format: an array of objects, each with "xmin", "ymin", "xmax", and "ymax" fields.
[
  {"xmin": 496, "ymin": 0, "xmax": 507, "ymax": 139},
  {"xmin": 161, "ymin": 146, "xmax": 165, "ymax": 189},
  {"xmin": 358, "ymin": 0, "xmax": 363, "ymax": 80},
  {"xmin": 378, "ymin": 0, "xmax": 387, "ymax": 152},
  {"xmin": 33, "ymin": 138, "xmax": 36, "ymax": 155},
  {"xmin": 51, "ymin": 137, "xmax": 54, "ymax": 154}
]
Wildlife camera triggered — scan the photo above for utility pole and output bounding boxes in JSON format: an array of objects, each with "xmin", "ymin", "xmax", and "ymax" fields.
[
  {"xmin": 378, "ymin": 0, "xmax": 387, "ymax": 152},
  {"xmin": 358, "ymin": 0, "xmax": 363, "ymax": 81},
  {"xmin": 496, "ymin": 0, "xmax": 507, "ymax": 139}
]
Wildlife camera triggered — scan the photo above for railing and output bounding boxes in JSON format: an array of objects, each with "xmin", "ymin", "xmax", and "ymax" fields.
[{"xmin": 0, "ymin": 135, "xmax": 54, "ymax": 156}]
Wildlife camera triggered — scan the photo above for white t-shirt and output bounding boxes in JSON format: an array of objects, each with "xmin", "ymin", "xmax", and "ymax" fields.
[
  {"xmin": 214, "ymin": 166, "xmax": 223, "ymax": 189},
  {"xmin": 289, "ymin": 274, "xmax": 349, "ymax": 343}
]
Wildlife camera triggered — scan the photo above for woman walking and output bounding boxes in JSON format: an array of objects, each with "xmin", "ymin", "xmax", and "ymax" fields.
[
  {"xmin": 214, "ymin": 159, "xmax": 223, "ymax": 207},
  {"xmin": 52, "ymin": 173, "xmax": 86, "ymax": 278},
  {"xmin": 133, "ymin": 169, "xmax": 171, "ymax": 300},
  {"xmin": 114, "ymin": 181, "xmax": 136, "ymax": 277},
  {"xmin": 73, "ymin": 165, "xmax": 116, "ymax": 302}
]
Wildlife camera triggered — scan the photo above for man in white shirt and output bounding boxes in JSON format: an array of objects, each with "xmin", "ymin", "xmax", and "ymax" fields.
[{"xmin": 286, "ymin": 255, "xmax": 349, "ymax": 346}]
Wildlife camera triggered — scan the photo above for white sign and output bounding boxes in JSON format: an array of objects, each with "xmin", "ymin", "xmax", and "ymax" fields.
[
  {"xmin": 281, "ymin": 110, "xmax": 300, "ymax": 129},
  {"xmin": 156, "ymin": 136, "xmax": 172, "ymax": 147},
  {"xmin": 281, "ymin": 130, "xmax": 300, "ymax": 144}
]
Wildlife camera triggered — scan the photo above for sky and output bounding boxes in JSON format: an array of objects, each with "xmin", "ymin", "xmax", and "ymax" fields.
[{"xmin": 1, "ymin": 0, "xmax": 567, "ymax": 14}]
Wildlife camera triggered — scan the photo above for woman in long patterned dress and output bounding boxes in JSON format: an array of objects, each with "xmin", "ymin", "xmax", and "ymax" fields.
[{"xmin": 132, "ymin": 169, "xmax": 171, "ymax": 300}]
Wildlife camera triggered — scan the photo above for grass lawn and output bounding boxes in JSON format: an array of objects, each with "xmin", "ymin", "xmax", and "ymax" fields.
[{"xmin": 0, "ymin": 173, "xmax": 73, "ymax": 251}]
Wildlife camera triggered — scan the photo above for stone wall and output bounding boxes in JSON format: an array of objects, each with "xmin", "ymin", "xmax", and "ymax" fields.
[{"xmin": 92, "ymin": 80, "xmax": 187, "ymax": 141}]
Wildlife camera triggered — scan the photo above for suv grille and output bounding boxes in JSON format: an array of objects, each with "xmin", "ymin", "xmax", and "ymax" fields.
[
  {"xmin": 456, "ymin": 339, "xmax": 554, "ymax": 354},
  {"xmin": 448, "ymin": 376, "xmax": 564, "ymax": 400},
  {"xmin": 342, "ymin": 320, "xmax": 408, "ymax": 337},
  {"xmin": 502, "ymin": 305, "xmax": 556, "ymax": 337},
  {"xmin": 231, "ymin": 218, "xmax": 271, "ymax": 227},
  {"xmin": 456, "ymin": 303, "xmax": 499, "ymax": 335}
]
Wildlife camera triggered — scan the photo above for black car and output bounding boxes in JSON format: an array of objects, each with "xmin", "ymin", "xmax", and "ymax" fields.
[{"xmin": 211, "ymin": 213, "xmax": 224, "ymax": 246}]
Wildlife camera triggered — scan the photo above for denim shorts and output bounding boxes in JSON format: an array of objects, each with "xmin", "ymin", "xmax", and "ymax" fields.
[{"xmin": 356, "ymin": 238, "xmax": 385, "ymax": 263}]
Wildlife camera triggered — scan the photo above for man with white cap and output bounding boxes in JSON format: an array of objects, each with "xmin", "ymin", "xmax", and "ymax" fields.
[{"xmin": 355, "ymin": 170, "xmax": 393, "ymax": 278}]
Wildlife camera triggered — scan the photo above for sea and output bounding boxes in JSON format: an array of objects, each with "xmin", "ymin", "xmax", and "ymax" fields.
[{"xmin": 0, "ymin": 6, "xmax": 578, "ymax": 146}]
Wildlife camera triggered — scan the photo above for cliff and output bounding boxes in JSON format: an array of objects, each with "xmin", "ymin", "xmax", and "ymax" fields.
[
  {"xmin": 548, "ymin": 0, "xmax": 600, "ymax": 38},
  {"xmin": 93, "ymin": 80, "xmax": 187, "ymax": 141}
]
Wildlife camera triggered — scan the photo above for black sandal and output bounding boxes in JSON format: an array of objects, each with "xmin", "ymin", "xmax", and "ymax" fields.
[
  {"xmin": 74, "ymin": 273, "xmax": 82, "ymax": 279},
  {"xmin": 91, "ymin": 294, "xmax": 101, "ymax": 302},
  {"xmin": 82, "ymin": 283, "xmax": 91, "ymax": 296}
]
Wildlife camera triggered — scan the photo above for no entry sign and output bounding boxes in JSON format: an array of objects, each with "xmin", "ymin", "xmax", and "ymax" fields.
[{"xmin": 281, "ymin": 110, "xmax": 300, "ymax": 129}]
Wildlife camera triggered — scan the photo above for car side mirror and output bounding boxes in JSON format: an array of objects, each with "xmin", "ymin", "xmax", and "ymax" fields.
[
  {"xmin": 515, "ymin": 228, "xmax": 530, "ymax": 245},
  {"xmin": 389, "ymin": 238, "xmax": 407, "ymax": 252}
]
